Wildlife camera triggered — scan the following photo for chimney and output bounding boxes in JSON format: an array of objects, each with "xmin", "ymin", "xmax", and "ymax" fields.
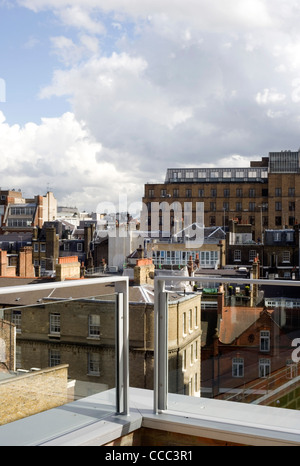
[
  {"xmin": 217, "ymin": 285, "xmax": 224, "ymax": 316},
  {"xmin": 134, "ymin": 258, "xmax": 154, "ymax": 286}
]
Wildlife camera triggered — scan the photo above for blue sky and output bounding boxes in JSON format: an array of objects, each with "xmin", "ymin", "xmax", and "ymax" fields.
[
  {"xmin": 1, "ymin": 1, "xmax": 300, "ymax": 211},
  {"xmin": 0, "ymin": 4, "xmax": 69, "ymax": 124}
]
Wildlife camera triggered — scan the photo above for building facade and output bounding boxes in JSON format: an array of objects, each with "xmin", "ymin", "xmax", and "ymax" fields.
[
  {"xmin": 143, "ymin": 150, "xmax": 300, "ymax": 241},
  {"xmin": 1, "ymin": 267, "xmax": 201, "ymax": 399},
  {"xmin": 0, "ymin": 190, "xmax": 57, "ymax": 233}
]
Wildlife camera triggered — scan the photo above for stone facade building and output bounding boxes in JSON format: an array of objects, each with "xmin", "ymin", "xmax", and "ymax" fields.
[
  {"xmin": 143, "ymin": 150, "xmax": 300, "ymax": 241},
  {"xmin": 1, "ymin": 265, "xmax": 201, "ymax": 399}
]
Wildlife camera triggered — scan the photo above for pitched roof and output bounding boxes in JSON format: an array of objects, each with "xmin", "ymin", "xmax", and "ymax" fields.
[{"xmin": 219, "ymin": 306, "xmax": 267, "ymax": 344}]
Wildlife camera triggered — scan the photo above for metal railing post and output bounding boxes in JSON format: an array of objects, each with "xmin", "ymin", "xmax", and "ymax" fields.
[
  {"xmin": 115, "ymin": 279, "xmax": 129, "ymax": 415},
  {"xmin": 154, "ymin": 278, "xmax": 168, "ymax": 413}
]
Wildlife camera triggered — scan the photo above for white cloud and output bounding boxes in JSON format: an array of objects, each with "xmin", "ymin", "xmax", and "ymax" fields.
[
  {"xmin": 0, "ymin": 111, "xmax": 139, "ymax": 210},
  {"xmin": 19, "ymin": 0, "xmax": 273, "ymax": 32},
  {"xmin": 12, "ymin": 0, "xmax": 300, "ymax": 208}
]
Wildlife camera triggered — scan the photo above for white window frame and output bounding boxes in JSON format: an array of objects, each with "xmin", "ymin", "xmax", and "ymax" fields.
[
  {"xmin": 259, "ymin": 358, "xmax": 271, "ymax": 378},
  {"xmin": 232, "ymin": 357, "xmax": 244, "ymax": 378},
  {"xmin": 260, "ymin": 330, "xmax": 270, "ymax": 352},
  {"xmin": 234, "ymin": 250, "xmax": 241, "ymax": 262},
  {"xmin": 88, "ymin": 314, "xmax": 100, "ymax": 339},
  {"xmin": 50, "ymin": 313, "xmax": 60, "ymax": 335}
]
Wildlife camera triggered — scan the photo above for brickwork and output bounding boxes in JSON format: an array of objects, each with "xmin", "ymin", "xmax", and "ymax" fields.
[
  {"xmin": 105, "ymin": 427, "xmax": 243, "ymax": 446},
  {"xmin": 143, "ymin": 156, "xmax": 300, "ymax": 240},
  {"xmin": 5, "ymin": 290, "xmax": 201, "ymax": 397},
  {"xmin": 0, "ymin": 319, "xmax": 16, "ymax": 371},
  {"xmin": 0, "ymin": 365, "xmax": 69, "ymax": 425}
]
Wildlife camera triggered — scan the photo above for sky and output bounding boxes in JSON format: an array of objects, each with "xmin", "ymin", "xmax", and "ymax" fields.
[{"xmin": 1, "ymin": 1, "xmax": 300, "ymax": 212}]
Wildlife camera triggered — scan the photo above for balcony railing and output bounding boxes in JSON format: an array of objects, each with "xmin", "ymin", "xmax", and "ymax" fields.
[{"xmin": 0, "ymin": 275, "xmax": 300, "ymax": 445}]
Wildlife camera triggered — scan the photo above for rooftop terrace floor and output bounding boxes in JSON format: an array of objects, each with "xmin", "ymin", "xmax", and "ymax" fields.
[{"xmin": 1, "ymin": 388, "xmax": 300, "ymax": 446}]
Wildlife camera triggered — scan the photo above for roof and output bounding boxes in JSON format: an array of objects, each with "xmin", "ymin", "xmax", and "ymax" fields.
[
  {"xmin": 0, "ymin": 277, "xmax": 187, "ymax": 307},
  {"xmin": 219, "ymin": 306, "xmax": 266, "ymax": 344}
]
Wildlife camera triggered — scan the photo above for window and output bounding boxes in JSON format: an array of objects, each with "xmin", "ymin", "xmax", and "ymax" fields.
[
  {"xmin": 161, "ymin": 189, "xmax": 167, "ymax": 197},
  {"xmin": 236, "ymin": 202, "xmax": 242, "ymax": 212},
  {"xmin": 173, "ymin": 188, "xmax": 179, "ymax": 198},
  {"xmin": 186, "ymin": 189, "xmax": 192, "ymax": 198},
  {"xmin": 183, "ymin": 312, "xmax": 187, "ymax": 336},
  {"xmin": 198, "ymin": 189, "xmax": 204, "ymax": 197},
  {"xmin": 194, "ymin": 306, "xmax": 198, "ymax": 328},
  {"xmin": 259, "ymin": 358, "xmax": 271, "ymax": 378},
  {"xmin": 249, "ymin": 250, "xmax": 257, "ymax": 262},
  {"xmin": 182, "ymin": 349, "xmax": 186, "ymax": 371},
  {"xmin": 275, "ymin": 188, "xmax": 282, "ymax": 197},
  {"xmin": 188, "ymin": 309, "xmax": 193, "ymax": 332},
  {"xmin": 40, "ymin": 244, "xmax": 46, "ymax": 253},
  {"xmin": 49, "ymin": 349, "xmax": 61, "ymax": 367},
  {"xmin": 275, "ymin": 202, "xmax": 282, "ymax": 211},
  {"xmin": 274, "ymin": 232, "xmax": 281, "ymax": 241},
  {"xmin": 210, "ymin": 202, "xmax": 216, "ymax": 211},
  {"xmin": 89, "ymin": 315, "xmax": 100, "ymax": 338},
  {"xmin": 223, "ymin": 171, "xmax": 231, "ymax": 178},
  {"xmin": 282, "ymin": 251, "xmax": 290, "ymax": 263},
  {"xmin": 211, "ymin": 189, "xmax": 217, "ymax": 197},
  {"xmin": 223, "ymin": 202, "xmax": 229, "ymax": 211},
  {"xmin": 249, "ymin": 189, "xmax": 256, "ymax": 198},
  {"xmin": 289, "ymin": 202, "xmax": 295, "ymax": 211},
  {"xmin": 194, "ymin": 340, "xmax": 198, "ymax": 361},
  {"xmin": 249, "ymin": 202, "xmax": 256, "ymax": 212},
  {"xmin": 236, "ymin": 188, "xmax": 243, "ymax": 197},
  {"xmin": 224, "ymin": 188, "xmax": 230, "ymax": 198},
  {"xmin": 232, "ymin": 358, "xmax": 244, "ymax": 377},
  {"xmin": 34, "ymin": 243, "xmax": 39, "ymax": 253},
  {"xmin": 12, "ymin": 310, "xmax": 21, "ymax": 333},
  {"xmin": 248, "ymin": 171, "xmax": 257, "ymax": 178},
  {"xmin": 275, "ymin": 216, "xmax": 282, "ymax": 226},
  {"xmin": 289, "ymin": 187, "xmax": 295, "ymax": 197},
  {"xmin": 148, "ymin": 189, "xmax": 154, "ymax": 198},
  {"xmin": 209, "ymin": 216, "xmax": 216, "ymax": 226},
  {"xmin": 260, "ymin": 331, "xmax": 270, "ymax": 352},
  {"xmin": 190, "ymin": 344, "xmax": 194, "ymax": 365},
  {"xmin": 234, "ymin": 250, "xmax": 241, "ymax": 261},
  {"xmin": 289, "ymin": 216, "xmax": 295, "ymax": 226},
  {"xmin": 77, "ymin": 243, "xmax": 83, "ymax": 252},
  {"xmin": 88, "ymin": 352, "xmax": 100, "ymax": 376},
  {"xmin": 185, "ymin": 171, "xmax": 194, "ymax": 178},
  {"xmin": 50, "ymin": 313, "xmax": 60, "ymax": 335}
]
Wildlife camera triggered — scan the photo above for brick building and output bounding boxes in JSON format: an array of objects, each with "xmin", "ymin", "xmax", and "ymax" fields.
[
  {"xmin": 226, "ymin": 219, "xmax": 300, "ymax": 278},
  {"xmin": 0, "ymin": 264, "xmax": 201, "ymax": 399},
  {"xmin": 0, "ymin": 190, "xmax": 57, "ymax": 233},
  {"xmin": 201, "ymin": 286, "xmax": 298, "ymax": 400},
  {"xmin": 143, "ymin": 150, "xmax": 300, "ymax": 241}
]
